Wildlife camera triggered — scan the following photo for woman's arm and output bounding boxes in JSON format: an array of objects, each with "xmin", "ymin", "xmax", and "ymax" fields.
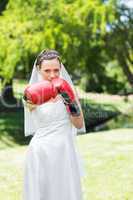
[
  {"xmin": 69, "ymin": 89, "xmax": 84, "ymax": 129},
  {"xmin": 69, "ymin": 104, "xmax": 84, "ymax": 129}
]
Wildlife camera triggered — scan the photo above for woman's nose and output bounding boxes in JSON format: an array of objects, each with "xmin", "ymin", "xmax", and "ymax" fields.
[{"xmin": 50, "ymin": 72, "xmax": 56, "ymax": 79}]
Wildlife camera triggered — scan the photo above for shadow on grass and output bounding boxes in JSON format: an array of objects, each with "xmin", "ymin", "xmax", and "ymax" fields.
[
  {"xmin": 0, "ymin": 108, "xmax": 31, "ymax": 147},
  {"xmin": 80, "ymin": 98, "xmax": 121, "ymax": 133},
  {"xmin": 0, "ymin": 98, "xmax": 130, "ymax": 147}
]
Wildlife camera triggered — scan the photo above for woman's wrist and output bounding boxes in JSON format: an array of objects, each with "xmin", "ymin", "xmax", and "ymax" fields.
[
  {"xmin": 69, "ymin": 113, "xmax": 83, "ymax": 129},
  {"xmin": 22, "ymin": 96, "xmax": 37, "ymax": 111},
  {"xmin": 68, "ymin": 101, "xmax": 81, "ymax": 116}
]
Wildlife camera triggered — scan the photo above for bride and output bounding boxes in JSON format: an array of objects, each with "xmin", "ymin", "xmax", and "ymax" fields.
[{"xmin": 22, "ymin": 49, "xmax": 86, "ymax": 200}]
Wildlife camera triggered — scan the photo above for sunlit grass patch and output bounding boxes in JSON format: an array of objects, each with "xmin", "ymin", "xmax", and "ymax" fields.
[{"xmin": 0, "ymin": 129, "xmax": 133, "ymax": 200}]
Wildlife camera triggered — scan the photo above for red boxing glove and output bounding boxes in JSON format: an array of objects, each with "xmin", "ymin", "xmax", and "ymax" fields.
[
  {"xmin": 52, "ymin": 77, "xmax": 81, "ymax": 116},
  {"xmin": 23, "ymin": 80, "xmax": 58, "ymax": 105}
]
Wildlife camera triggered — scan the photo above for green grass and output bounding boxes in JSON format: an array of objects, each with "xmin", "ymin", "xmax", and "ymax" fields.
[
  {"xmin": 0, "ymin": 129, "xmax": 133, "ymax": 200},
  {"xmin": 0, "ymin": 79, "xmax": 132, "ymax": 199},
  {"xmin": 0, "ymin": 146, "xmax": 25, "ymax": 200},
  {"xmin": 76, "ymin": 86, "xmax": 133, "ymax": 115},
  {"xmin": 0, "ymin": 111, "xmax": 30, "ymax": 148},
  {"xmin": 77, "ymin": 129, "xmax": 133, "ymax": 200}
]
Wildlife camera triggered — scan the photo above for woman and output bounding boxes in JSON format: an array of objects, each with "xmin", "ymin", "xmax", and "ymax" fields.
[{"xmin": 22, "ymin": 49, "xmax": 86, "ymax": 200}]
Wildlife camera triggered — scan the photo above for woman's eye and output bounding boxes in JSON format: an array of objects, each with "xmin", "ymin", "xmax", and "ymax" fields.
[
  {"xmin": 43, "ymin": 69, "xmax": 59, "ymax": 73},
  {"xmin": 54, "ymin": 69, "xmax": 59, "ymax": 73},
  {"xmin": 44, "ymin": 70, "xmax": 50, "ymax": 73}
]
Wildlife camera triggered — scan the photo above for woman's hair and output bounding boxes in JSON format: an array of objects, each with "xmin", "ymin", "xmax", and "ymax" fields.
[{"xmin": 36, "ymin": 49, "xmax": 61, "ymax": 69}]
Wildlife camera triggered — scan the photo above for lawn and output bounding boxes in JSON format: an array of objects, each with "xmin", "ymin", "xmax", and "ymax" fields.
[
  {"xmin": 0, "ymin": 128, "xmax": 133, "ymax": 200},
  {"xmin": 0, "ymin": 79, "xmax": 133, "ymax": 199}
]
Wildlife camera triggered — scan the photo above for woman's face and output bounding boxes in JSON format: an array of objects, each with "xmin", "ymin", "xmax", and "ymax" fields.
[{"xmin": 39, "ymin": 58, "xmax": 61, "ymax": 81}]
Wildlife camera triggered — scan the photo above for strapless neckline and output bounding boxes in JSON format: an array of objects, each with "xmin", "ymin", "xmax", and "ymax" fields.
[{"xmin": 38, "ymin": 98, "xmax": 63, "ymax": 107}]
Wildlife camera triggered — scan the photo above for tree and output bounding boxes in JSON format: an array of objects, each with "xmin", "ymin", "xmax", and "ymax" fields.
[
  {"xmin": 0, "ymin": 0, "xmax": 120, "ymax": 102},
  {"xmin": 105, "ymin": 4, "xmax": 133, "ymax": 87}
]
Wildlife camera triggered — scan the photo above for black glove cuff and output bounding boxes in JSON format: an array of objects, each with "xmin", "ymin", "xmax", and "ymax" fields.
[
  {"xmin": 22, "ymin": 94, "xmax": 28, "ymax": 101},
  {"xmin": 68, "ymin": 101, "xmax": 81, "ymax": 116}
]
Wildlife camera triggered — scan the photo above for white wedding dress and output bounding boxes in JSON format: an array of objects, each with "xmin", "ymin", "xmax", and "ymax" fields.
[{"xmin": 23, "ymin": 97, "xmax": 83, "ymax": 200}]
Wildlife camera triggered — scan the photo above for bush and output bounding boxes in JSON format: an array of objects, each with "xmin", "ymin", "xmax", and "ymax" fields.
[{"xmin": 80, "ymin": 98, "xmax": 120, "ymax": 133}]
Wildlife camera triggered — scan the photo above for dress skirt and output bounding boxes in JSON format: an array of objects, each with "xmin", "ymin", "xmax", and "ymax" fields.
[{"xmin": 23, "ymin": 99, "xmax": 83, "ymax": 200}]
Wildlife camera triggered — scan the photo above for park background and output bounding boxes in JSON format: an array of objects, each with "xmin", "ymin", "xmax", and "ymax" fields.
[{"xmin": 0, "ymin": 0, "xmax": 133, "ymax": 199}]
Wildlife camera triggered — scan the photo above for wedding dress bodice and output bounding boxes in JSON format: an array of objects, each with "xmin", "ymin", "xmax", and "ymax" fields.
[{"xmin": 30, "ymin": 97, "xmax": 72, "ymax": 137}]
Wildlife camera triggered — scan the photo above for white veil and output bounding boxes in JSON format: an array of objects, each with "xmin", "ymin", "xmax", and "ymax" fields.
[
  {"xmin": 23, "ymin": 55, "xmax": 86, "ymax": 138},
  {"xmin": 22, "ymin": 51, "xmax": 86, "ymax": 177}
]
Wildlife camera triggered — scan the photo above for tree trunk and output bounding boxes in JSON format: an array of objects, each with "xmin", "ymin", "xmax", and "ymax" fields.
[
  {"xmin": 117, "ymin": 53, "xmax": 133, "ymax": 87},
  {"xmin": 0, "ymin": 78, "xmax": 17, "ymax": 107},
  {"xmin": 0, "ymin": 0, "xmax": 9, "ymax": 14}
]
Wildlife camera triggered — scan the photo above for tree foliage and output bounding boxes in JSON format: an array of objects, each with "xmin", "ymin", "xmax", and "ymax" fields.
[
  {"xmin": 105, "ymin": 4, "xmax": 133, "ymax": 87},
  {"xmin": 0, "ymin": 0, "xmax": 132, "ymax": 94}
]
